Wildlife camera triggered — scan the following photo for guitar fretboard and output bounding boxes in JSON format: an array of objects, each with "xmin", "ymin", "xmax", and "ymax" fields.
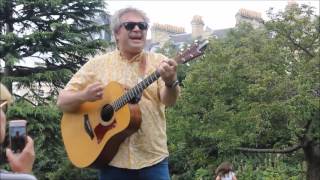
[{"xmin": 111, "ymin": 70, "xmax": 161, "ymax": 111}]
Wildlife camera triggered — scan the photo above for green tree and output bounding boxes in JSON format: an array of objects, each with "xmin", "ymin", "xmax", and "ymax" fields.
[
  {"xmin": 156, "ymin": 40, "xmax": 205, "ymax": 85},
  {"xmin": 168, "ymin": 4, "xmax": 319, "ymax": 180},
  {"xmin": 1, "ymin": 0, "xmax": 109, "ymax": 179}
]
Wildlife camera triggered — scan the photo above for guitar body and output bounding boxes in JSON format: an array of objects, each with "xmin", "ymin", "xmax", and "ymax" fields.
[{"xmin": 61, "ymin": 81, "xmax": 141, "ymax": 168}]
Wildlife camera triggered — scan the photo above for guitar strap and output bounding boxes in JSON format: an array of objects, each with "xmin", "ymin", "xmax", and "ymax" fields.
[
  {"xmin": 128, "ymin": 53, "xmax": 146, "ymax": 104},
  {"xmin": 138, "ymin": 53, "xmax": 147, "ymax": 77}
]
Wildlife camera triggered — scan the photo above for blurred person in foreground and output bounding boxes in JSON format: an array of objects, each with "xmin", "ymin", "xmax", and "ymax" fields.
[{"xmin": 0, "ymin": 83, "xmax": 36, "ymax": 180}]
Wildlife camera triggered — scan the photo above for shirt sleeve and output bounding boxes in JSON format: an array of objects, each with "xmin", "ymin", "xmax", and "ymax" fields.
[
  {"xmin": 0, "ymin": 170, "xmax": 37, "ymax": 180},
  {"xmin": 64, "ymin": 56, "xmax": 103, "ymax": 91}
]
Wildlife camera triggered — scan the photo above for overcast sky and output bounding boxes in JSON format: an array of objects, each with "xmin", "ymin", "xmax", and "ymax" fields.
[{"xmin": 106, "ymin": 1, "xmax": 319, "ymax": 37}]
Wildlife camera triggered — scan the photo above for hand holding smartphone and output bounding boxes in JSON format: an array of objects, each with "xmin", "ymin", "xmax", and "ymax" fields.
[
  {"xmin": 9, "ymin": 120, "xmax": 27, "ymax": 153},
  {"xmin": 5, "ymin": 120, "xmax": 35, "ymax": 173}
]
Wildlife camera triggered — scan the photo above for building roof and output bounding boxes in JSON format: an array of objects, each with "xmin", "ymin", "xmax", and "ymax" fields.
[
  {"xmin": 236, "ymin": 8, "xmax": 263, "ymax": 21},
  {"xmin": 151, "ymin": 23, "xmax": 185, "ymax": 34},
  {"xmin": 211, "ymin": 28, "xmax": 232, "ymax": 39},
  {"xmin": 169, "ymin": 33, "xmax": 192, "ymax": 43}
]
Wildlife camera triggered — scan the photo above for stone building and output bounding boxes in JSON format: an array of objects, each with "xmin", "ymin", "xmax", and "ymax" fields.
[
  {"xmin": 150, "ymin": 23, "xmax": 185, "ymax": 47},
  {"xmin": 146, "ymin": 8, "xmax": 264, "ymax": 51},
  {"xmin": 235, "ymin": 8, "xmax": 264, "ymax": 29}
]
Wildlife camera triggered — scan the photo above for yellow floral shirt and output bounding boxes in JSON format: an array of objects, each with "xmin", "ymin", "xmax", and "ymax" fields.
[{"xmin": 65, "ymin": 50, "xmax": 168, "ymax": 169}]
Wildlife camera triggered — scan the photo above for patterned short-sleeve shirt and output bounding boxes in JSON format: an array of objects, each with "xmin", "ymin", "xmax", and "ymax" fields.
[{"xmin": 65, "ymin": 50, "xmax": 169, "ymax": 169}]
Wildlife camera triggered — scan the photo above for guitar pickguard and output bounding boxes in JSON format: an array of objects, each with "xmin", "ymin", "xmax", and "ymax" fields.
[{"xmin": 94, "ymin": 119, "xmax": 117, "ymax": 144}]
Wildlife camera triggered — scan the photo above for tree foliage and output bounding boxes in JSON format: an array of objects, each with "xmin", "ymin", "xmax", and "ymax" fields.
[
  {"xmin": 0, "ymin": 0, "xmax": 109, "ymax": 179},
  {"xmin": 167, "ymin": 4, "xmax": 319, "ymax": 179},
  {"xmin": 1, "ymin": 0, "xmax": 109, "ymax": 91}
]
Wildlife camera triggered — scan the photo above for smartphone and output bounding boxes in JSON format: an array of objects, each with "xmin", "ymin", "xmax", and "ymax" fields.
[{"xmin": 9, "ymin": 120, "xmax": 27, "ymax": 153}]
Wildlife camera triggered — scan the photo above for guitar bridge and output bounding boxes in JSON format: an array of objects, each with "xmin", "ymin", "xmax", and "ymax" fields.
[{"xmin": 84, "ymin": 114, "xmax": 94, "ymax": 140}]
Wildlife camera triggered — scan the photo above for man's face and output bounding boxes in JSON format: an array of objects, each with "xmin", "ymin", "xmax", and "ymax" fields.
[{"xmin": 115, "ymin": 12, "xmax": 148, "ymax": 55}]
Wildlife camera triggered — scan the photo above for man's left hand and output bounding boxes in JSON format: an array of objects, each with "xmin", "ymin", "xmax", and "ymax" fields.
[{"xmin": 158, "ymin": 59, "xmax": 178, "ymax": 86}]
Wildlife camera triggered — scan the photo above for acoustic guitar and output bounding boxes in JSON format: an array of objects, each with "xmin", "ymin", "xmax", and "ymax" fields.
[{"xmin": 60, "ymin": 40, "xmax": 209, "ymax": 168}]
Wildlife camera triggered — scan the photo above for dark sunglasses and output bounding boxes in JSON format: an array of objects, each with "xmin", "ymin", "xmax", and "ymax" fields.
[{"xmin": 121, "ymin": 22, "xmax": 148, "ymax": 31}]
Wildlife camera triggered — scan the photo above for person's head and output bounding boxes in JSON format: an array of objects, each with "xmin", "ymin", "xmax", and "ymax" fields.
[
  {"xmin": 0, "ymin": 83, "xmax": 13, "ymax": 143},
  {"xmin": 110, "ymin": 7, "xmax": 149, "ymax": 56},
  {"xmin": 215, "ymin": 161, "xmax": 234, "ymax": 176}
]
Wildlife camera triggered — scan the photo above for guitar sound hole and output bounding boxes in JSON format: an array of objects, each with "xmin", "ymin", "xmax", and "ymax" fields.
[{"xmin": 100, "ymin": 104, "xmax": 114, "ymax": 122}]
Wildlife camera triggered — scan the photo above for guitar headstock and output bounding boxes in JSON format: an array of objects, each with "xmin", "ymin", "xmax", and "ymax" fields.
[{"xmin": 175, "ymin": 39, "xmax": 209, "ymax": 64}]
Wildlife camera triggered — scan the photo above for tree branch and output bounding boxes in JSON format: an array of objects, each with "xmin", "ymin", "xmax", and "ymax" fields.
[
  {"xmin": 4, "ymin": 63, "xmax": 79, "ymax": 77},
  {"xmin": 286, "ymin": 33, "xmax": 315, "ymax": 58},
  {"xmin": 14, "ymin": 93, "xmax": 37, "ymax": 106},
  {"xmin": 296, "ymin": 119, "xmax": 313, "ymax": 140},
  {"xmin": 237, "ymin": 143, "xmax": 302, "ymax": 154}
]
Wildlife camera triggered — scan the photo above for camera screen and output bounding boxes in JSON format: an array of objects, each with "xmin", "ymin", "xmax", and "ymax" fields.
[{"xmin": 9, "ymin": 126, "xmax": 26, "ymax": 153}]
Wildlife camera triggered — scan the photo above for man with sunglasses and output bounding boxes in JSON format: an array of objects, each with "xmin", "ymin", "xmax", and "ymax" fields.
[
  {"xmin": 57, "ymin": 7, "xmax": 180, "ymax": 180},
  {"xmin": 0, "ymin": 83, "xmax": 36, "ymax": 180}
]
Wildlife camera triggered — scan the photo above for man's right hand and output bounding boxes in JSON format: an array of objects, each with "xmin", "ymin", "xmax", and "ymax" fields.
[
  {"xmin": 81, "ymin": 82, "xmax": 104, "ymax": 102},
  {"xmin": 57, "ymin": 82, "xmax": 104, "ymax": 112},
  {"xmin": 6, "ymin": 136, "xmax": 35, "ymax": 173}
]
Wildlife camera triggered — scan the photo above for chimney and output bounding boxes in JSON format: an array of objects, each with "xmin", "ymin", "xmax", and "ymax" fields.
[{"xmin": 191, "ymin": 15, "xmax": 204, "ymax": 39}]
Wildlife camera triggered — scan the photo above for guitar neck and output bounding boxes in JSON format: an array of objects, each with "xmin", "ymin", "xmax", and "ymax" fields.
[
  {"xmin": 112, "ymin": 70, "xmax": 161, "ymax": 110},
  {"xmin": 111, "ymin": 40, "xmax": 209, "ymax": 111}
]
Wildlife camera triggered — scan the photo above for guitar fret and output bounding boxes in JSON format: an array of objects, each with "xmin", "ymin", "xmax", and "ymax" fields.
[
  {"xmin": 139, "ymin": 84, "xmax": 145, "ymax": 90},
  {"xmin": 111, "ymin": 102, "xmax": 116, "ymax": 110},
  {"xmin": 137, "ymin": 83, "xmax": 143, "ymax": 90},
  {"xmin": 124, "ymin": 94, "xmax": 130, "ymax": 105},
  {"xmin": 151, "ymin": 75, "xmax": 155, "ymax": 82},
  {"xmin": 116, "ymin": 100, "xmax": 120, "ymax": 109},
  {"xmin": 138, "ymin": 83, "xmax": 144, "ymax": 92},
  {"xmin": 117, "ymin": 100, "xmax": 121, "ymax": 108},
  {"xmin": 144, "ymin": 79, "xmax": 149, "ymax": 88},
  {"xmin": 113, "ymin": 102, "xmax": 117, "ymax": 110},
  {"xmin": 133, "ymin": 87, "xmax": 139, "ymax": 96},
  {"xmin": 129, "ymin": 90, "xmax": 135, "ymax": 99},
  {"xmin": 146, "ymin": 77, "xmax": 151, "ymax": 86},
  {"xmin": 126, "ymin": 91, "xmax": 130, "ymax": 101},
  {"xmin": 119, "ymin": 97, "xmax": 124, "ymax": 108}
]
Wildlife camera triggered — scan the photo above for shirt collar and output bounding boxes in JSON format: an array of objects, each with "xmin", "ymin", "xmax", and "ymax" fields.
[{"xmin": 117, "ymin": 50, "xmax": 145, "ymax": 63}]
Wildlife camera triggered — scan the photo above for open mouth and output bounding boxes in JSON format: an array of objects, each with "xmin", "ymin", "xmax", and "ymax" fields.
[
  {"xmin": 129, "ymin": 36, "xmax": 143, "ymax": 40},
  {"xmin": 129, "ymin": 32, "xmax": 143, "ymax": 41}
]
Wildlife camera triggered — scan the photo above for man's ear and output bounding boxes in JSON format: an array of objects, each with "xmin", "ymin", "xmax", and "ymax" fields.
[{"xmin": 114, "ymin": 31, "xmax": 120, "ymax": 41}]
